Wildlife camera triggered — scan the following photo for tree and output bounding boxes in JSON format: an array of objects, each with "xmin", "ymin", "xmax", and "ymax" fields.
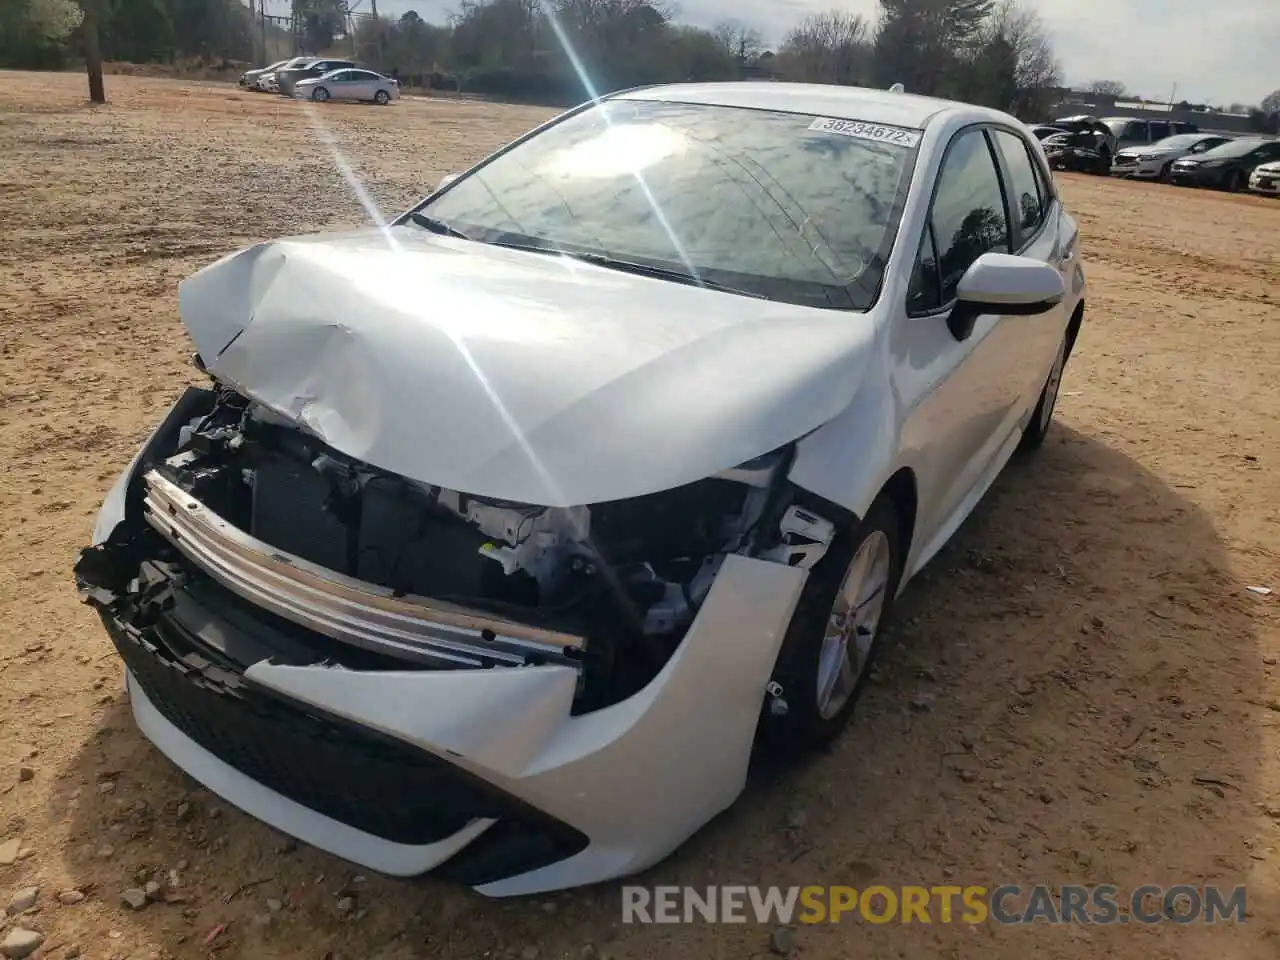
[
  {"xmin": 985, "ymin": 0, "xmax": 1060, "ymax": 117},
  {"xmin": 1262, "ymin": 88, "xmax": 1280, "ymax": 117},
  {"xmin": 1087, "ymin": 79, "xmax": 1127, "ymax": 98},
  {"xmin": 710, "ymin": 19, "xmax": 761, "ymax": 68},
  {"xmin": 778, "ymin": 9, "xmax": 870, "ymax": 85},
  {"xmin": 78, "ymin": 0, "xmax": 106, "ymax": 102},
  {"xmin": 0, "ymin": 0, "xmax": 82, "ymax": 68}
]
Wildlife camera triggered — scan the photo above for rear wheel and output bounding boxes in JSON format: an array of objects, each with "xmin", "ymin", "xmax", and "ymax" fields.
[
  {"xmin": 1159, "ymin": 161, "xmax": 1173, "ymax": 182},
  {"xmin": 311, "ymin": 86, "xmax": 330, "ymax": 102},
  {"xmin": 1018, "ymin": 333, "xmax": 1067, "ymax": 452},
  {"xmin": 374, "ymin": 89, "xmax": 390, "ymax": 105},
  {"xmin": 1223, "ymin": 170, "xmax": 1242, "ymax": 192},
  {"xmin": 757, "ymin": 496, "xmax": 904, "ymax": 755}
]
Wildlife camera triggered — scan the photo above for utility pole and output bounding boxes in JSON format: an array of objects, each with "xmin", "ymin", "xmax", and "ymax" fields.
[
  {"xmin": 370, "ymin": 0, "xmax": 383, "ymax": 68},
  {"xmin": 259, "ymin": 0, "xmax": 268, "ymax": 61}
]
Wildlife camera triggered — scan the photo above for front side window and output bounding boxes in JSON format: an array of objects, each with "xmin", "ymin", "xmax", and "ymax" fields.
[
  {"xmin": 1149, "ymin": 121, "xmax": 1170, "ymax": 140},
  {"xmin": 415, "ymin": 99, "xmax": 920, "ymax": 310},
  {"xmin": 929, "ymin": 129, "xmax": 1011, "ymax": 304}
]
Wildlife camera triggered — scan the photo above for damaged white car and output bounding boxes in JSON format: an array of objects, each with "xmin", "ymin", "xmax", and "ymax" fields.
[{"xmin": 76, "ymin": 82, "xmax": 1087, "ymax": 896}]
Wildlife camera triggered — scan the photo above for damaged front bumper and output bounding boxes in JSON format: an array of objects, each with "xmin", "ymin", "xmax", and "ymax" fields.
[
  {"xmin": 142, "ymin": 470, "xmax": 584, "ymax": 670},
  {"xmin": 77, "ymin": 403, "xmax": 813, "ymax": 893}
]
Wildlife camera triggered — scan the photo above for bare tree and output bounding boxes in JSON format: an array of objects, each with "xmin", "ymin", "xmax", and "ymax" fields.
[
  {"xmin": 777, "ymin": 9, "xmax": 870, "ymax": 85},
  {"xmin": 1087, "ymin": 78, "xmax": 1127, "ymax": 98},
  {"xmin": 710, "ymin": 19, "xmax": 761, "ymax": 64},
  {"xmin": 1262, "ymin": 88, "xmax": 1280, "ymax": 117},
  {"xmin": 987, "ymin": 0, "xmax": 1060, "ymax": 117}
]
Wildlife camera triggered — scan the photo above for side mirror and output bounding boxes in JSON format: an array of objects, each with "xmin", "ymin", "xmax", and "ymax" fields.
[
  {"xmin": 437, "ymin": 173, "xmax": 459, "ymax": 191},
  {"xmin": 948, "ymin": 252, "xmax": 1065, "ymax": 341}
]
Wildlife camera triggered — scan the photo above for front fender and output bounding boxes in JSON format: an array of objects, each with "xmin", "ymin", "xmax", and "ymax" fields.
[{"xmin": 785, "ymin": 362, "xmax": 898, "ymax": 521}]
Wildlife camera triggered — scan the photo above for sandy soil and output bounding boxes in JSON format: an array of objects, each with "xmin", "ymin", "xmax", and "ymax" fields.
[{"xmin": 2, "ymin": 70, "xmax": 1279, "ymax": 960}]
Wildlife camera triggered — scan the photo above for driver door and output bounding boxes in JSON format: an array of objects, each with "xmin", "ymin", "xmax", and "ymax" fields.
[{"xmin": 894, "ymin": 126, "xmax": 1030, "ymax": 549}]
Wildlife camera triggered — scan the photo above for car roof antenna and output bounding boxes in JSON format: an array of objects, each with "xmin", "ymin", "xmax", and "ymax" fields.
[{"xmin": 888, "ymin": 82, "xmax": 906, "ymax": 93}]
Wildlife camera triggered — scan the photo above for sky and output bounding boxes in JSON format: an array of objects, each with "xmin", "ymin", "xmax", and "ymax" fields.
[{"xmin": 264, "ymin": 0, "xmax": 1278, "ymax": 107}]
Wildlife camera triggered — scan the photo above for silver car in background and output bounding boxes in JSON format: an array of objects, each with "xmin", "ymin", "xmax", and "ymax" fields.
[
  {"xmin": 1111, "ymin": 132, "xmax": 1234, "ymax": 181},
  {"xmin": 294, "ymin": 68, "xmax": 400, "ymax": 105}
]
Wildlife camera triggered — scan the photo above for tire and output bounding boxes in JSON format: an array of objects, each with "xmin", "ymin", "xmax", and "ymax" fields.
[
  {"xmin": 1223, "ymin": 170, "xmax": 1242, "ymax": 192},
  {"xmin": 1018, "ymin": 333, "xmax": 1067, "ymax": 452},
  {"xmin": 756, "ymin": 495, "xmax": 904, "ymax": 756},
  {"xmin": 311, "ymin": 86, "xmax": 330, "ymax": 102},
  {"xmin": 1159, "ymin": 162, "xmax": 1173, "ymax": 182},
  {"xmin": 374, "ymin": 89, "xmax": 390, "ymax": 105}
]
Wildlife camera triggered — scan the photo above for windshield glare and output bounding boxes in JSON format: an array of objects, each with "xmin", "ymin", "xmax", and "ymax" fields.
[{"xmin": 415, "ymin": 99, "xmax": 919, "ymax": 310}]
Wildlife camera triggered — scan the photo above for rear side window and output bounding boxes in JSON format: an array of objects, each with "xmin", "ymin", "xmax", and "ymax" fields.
[
  {"xmin": 929, "ymin": 128, "xmax": 1011, "ymax": 304},
  {"xmin": 991, "ymin": 129, "xmax": 1047, "ymax": 242},
  {"xmin": 1150, "ymin": 121, "xmax": 1170, "ymax": 139}
]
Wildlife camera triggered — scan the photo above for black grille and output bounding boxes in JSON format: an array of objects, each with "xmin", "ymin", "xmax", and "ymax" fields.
[{"xmin": 106, "ymin": 611, "xmax": 542, "ymax": 847}]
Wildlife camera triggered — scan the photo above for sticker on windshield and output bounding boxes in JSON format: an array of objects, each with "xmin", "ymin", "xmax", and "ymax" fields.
[{"xmin": 808, "ymin": 117, "xmax": 922, "ymax": 148}]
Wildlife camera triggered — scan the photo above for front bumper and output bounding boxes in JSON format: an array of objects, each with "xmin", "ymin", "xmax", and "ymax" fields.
[
  {"xmin": 81, "ymin": 476, "xmax": 807, "ymax": 895},
  {"xmin": 1250, "ymin": 171, "xmax": 1280, "ymax": 195},
  {"xmin": 1168, "ymin": 165, "xmax": 1223, "ymax": 187},
  {"xmin": 1111, "ymin": 157, "xmax": 1163, "ymax": 178}
]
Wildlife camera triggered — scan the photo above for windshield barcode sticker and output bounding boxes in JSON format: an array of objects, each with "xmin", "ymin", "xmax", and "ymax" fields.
[{"xmin": 809, "ymin": 117, "xmax": 922, "ymax": 148}]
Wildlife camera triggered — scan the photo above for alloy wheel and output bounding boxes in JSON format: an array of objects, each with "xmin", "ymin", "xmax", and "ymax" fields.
[{"xmin": 816, "ymin": 530, "xmax": 892, "ymax": 720}]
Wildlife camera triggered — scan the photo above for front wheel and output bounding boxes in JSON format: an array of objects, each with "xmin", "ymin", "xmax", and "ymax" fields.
[
  {"xmin": 374, "ymin": 89, "xmax": 390, "ymax": 105},
  {"xmin": 311, "ymin": 86, "xmax": 330, "ymax": 102},
  {"xmin": 757, "ymin": 496, "xmax": 904, "ymax": 754},
  {"xmin": 1018, "ymin": 334, "xmax": 1067, "ymax": 452}
]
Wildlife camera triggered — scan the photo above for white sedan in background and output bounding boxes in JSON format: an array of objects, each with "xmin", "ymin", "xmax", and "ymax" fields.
[
  {"xmin": 295, "ymin": 67, "xmax": 399, "ymax": 104},
  {"xmin": 1250, "ymin": 159, "xmax": 1280, "ymax": 196},
  {"xmin": 77, "ymin": 82, "xmax": 1086, "ymax": 897},
  {"xmin": 1111, "ymin": 132, "xmax": 1234, "ymax": 180}
]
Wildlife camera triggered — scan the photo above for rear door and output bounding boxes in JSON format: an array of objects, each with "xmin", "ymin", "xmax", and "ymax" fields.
[{"xmin": 988, "ymin": 127, "xmax": 1071, "ymax": 409}]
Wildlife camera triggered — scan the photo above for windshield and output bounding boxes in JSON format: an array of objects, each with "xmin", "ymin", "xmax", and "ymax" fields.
[
  {"xmin": 1201, "ymin": 139, "xmax": 1266, "ymax": 158},
  {"xmin": 411, "ymin": 99, "xmax": 920, "ymax": 310},
  {"xmin": 1149, "ymin": 134, "xmax": 1205, "ymax": 150}
]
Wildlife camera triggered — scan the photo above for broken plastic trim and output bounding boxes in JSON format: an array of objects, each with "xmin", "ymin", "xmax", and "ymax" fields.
[{"xmin": 141, "ymin": 470, "xmax": 586, "ymax": 670}]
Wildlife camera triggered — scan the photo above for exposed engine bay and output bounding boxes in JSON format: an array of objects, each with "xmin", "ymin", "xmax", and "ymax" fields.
[{"xmin": 81, "ymin": 382, "xmax": 843, "ymax": 711}]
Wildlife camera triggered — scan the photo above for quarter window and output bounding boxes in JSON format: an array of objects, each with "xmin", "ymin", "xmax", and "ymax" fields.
[
  {"xmin": 907, "ymin": 223, "xmax": 941, "ymax": 313},
  {"xmin": 991, "ymin": 129, "xmax": 1046, "ymax": 241},
  {"xmin": 928, "ymin": 128, "xmax": 1011, "ymax": 305}
]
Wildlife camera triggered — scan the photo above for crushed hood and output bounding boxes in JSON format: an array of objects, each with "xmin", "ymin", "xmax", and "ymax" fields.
[{"xmin": 178, "ymin": 227, "xmax": 877, "ymax": 506}]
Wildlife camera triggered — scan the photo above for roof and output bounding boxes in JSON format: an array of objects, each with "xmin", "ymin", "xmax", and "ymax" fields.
[{"xmin": 616, "ymin": 82, "xmax": 1005, "ymax": 131}]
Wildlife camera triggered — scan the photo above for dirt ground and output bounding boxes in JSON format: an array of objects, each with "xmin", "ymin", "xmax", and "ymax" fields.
[{"xmin": 2, "ymin": 70, "xmax": 1279, "ymax": 960}]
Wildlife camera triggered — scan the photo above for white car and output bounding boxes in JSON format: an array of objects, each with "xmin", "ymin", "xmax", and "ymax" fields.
[
  {"xmin": 294, "ymin": 67, "xmax": 399, "ymax": 104},
  {"xmin": 1250, "ymin": 159, "xmax": 1280, "ymax": 196},
  {"xmin": 254, "ymin": 73, "xmax": 279, "ymax": 94},
  {"xmin": 76, "ymin": 82, "xmax": 1086, "ymax": 897},
  {"xmin": 1111, "ymin": 132, "xmax": 1234, "ymax": 180}
]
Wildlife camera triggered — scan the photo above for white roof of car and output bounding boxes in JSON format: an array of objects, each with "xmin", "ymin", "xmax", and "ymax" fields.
[{"xmin": 617, "ymin": 81, "xmax": 1007, "ymax": 131}]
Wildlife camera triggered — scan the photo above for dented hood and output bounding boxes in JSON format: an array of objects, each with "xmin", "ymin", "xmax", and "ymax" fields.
[{"xmin": 178, "ymin": 226, "xmax": 878, "ymax": 506}]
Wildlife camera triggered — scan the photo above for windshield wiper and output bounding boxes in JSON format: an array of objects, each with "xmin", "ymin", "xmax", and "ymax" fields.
[
  {"xmin": 406, "ymin": 212, "xmax": 473, "ymax": 241},
  {"xmin": 485, "ymin": 242, "xmax": 766, "ymax": 299}
]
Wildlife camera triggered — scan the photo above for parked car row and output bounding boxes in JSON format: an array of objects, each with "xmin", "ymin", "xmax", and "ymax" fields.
[
  {"xmin": 1030, "ymin": 113, "xmax": 1280, "ymax": 196},
  {"xmin": 237, "ymin": 56, "xmax": 400, "ymax": 105}
]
